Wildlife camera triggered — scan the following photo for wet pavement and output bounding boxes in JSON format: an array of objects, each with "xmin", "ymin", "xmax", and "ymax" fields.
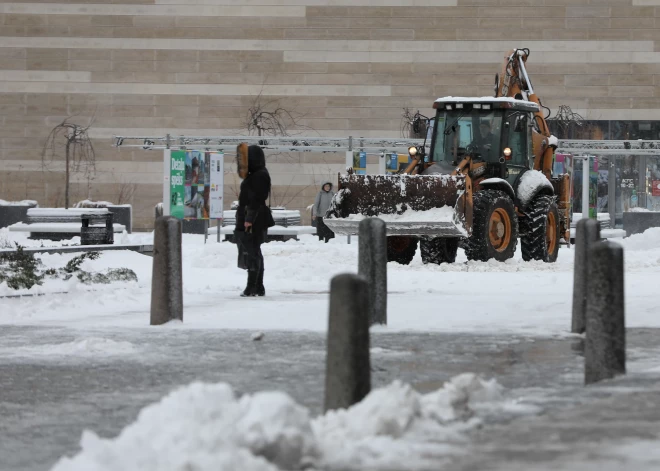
[{"xmin": 1, "ymin": 326, "xmax": 659, "ymax": 471}]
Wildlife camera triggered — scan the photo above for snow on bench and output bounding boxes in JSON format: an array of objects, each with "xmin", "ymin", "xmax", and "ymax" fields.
[
  {"xmin": 26, "ymin": 208, "xmax": 110, "ymax": 220},
  {"xmin": 208, "ymin": 225, "xmax": 316, "ymax": 236},
  {"xmin": 7, "ymin": 207, "xmax": 125, "ymax": 235},
  {"xmin": 8, "ymin": 222, "xmax": 126, "ymax": 233}
]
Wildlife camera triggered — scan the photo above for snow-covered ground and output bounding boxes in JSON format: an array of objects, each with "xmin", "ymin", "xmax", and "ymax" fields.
[
  {"xmin": 3, "ymin": 226, "xmax": 660, "ymax": 471},
  {"xmin": 2, "ymin": 227, "xmax": 660, "ymax": 336}
]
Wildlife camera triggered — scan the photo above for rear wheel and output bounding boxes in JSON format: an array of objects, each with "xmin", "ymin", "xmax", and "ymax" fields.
[
  {"xmin": 386, "ymin": 236, "xmax": 418, "ymax": 265},
  {"xmin": 521, "ymin": 195, "xmax": 560, "ymax": 263},
  {"xmin": 465, "ymin": 190, "xmax": 518, "ymax": 262},
  {"xmin": 420, "ymin": 238, "xmax": 459, "ymax": 265}
]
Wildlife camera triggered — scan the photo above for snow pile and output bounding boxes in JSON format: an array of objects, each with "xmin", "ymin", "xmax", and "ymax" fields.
[
  {"xmin": 517, "ymin": 170, "xmax": 553, "ymax": 206},
  {"xmin": 314, "ymin": 374, "xmax": 503, "ymax": 470},
  {"xmin": 345, "ymin": 206, "xmax": 456, "ymax": 223},
  {"xmin": 52, "ymin": 374, "xmax": 508, "ymax": 471},
  {"xmin": 5, "ymin": 337, "xmax": 138, "ymax": 358},
  {"xmin": 0, "ymin": 199, "xmax": 37, "ymax": 206},
  {"xmin": 51, "ymin": 382, "xmax": 316, "ymax": 471},
  {"xmin": 621, "ymin": 227, "xmax": 660, "ymax": 252},
  {"xmin": 74, "ymin": 200, "xmax": 116, "ymax": 208}
]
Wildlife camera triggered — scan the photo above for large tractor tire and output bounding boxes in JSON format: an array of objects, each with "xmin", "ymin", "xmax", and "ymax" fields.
[
  {"xmin": 386, "ymin": 236, "xmax": 418, "ymax": 265},
  {"xmin": 465, "ymin": 190, "xmax": 518, "ymax": 262},
  {"xmin": 520, "ymin": 195, "xmax": 560, "ymax": 263},
  {"xmin": 420, "ymin": 238, "xmax": 459, "ymax": 265}
]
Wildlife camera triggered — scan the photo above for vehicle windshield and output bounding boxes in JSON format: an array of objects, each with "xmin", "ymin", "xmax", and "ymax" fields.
[{"xmin": 431, "ymin": 108, "xmax": 503, "ymax": 164}]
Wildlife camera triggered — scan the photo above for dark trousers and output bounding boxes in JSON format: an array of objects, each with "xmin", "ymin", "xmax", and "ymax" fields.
[
  {"xmin": 245, "ymin": 235, "xmax": 264, "ymax": 275},
  {"xmin": 244, "ymin": 230, "xmax": 266, "ymax": 289},
  {"xmin": 316, "ymin": 217, "xmax": 335, "ymax": 243}
]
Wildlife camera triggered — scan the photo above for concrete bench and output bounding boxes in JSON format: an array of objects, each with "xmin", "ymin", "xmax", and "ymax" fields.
[
  {"xmin": 8, "ymin": 208, "xmax": 125, "ymax": 243},
  {"xmin": 209, "ymin": 224, "xmax": 316, "ymax": 243}
]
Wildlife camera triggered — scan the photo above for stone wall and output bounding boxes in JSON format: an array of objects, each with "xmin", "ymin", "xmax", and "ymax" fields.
[{"xmin": 1, "ymin": 0, "xmax": 659, "ymax": 229}]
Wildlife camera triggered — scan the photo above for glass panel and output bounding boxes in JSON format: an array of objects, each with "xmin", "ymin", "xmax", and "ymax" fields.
[
  {"xmin": 616, "ymin": 155, "xmax": 641, "ymax": 213},
  {"xmin": 645, "ymin": 156, "xmax": 660, "ymax": 211},
  {"xmin": 433, "ymin": 109, "xmax": 502, "ymax": 163},
  {"xmin": 505, "ymin": 113, "xmax": 528, "ymax": 167}
]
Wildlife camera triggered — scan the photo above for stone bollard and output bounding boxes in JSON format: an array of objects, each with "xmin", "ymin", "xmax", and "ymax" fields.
[
  {"xmin": 150, "ymin": 216, "xmax": 183, "ymax": 325},
  {"xmin": 324, "ymin": 273, "xmax": 371, "ymax": 412},
  {"xmin": 571, "ymin": 218, "xmax": 600, "ymax": 334},
  {"xmin": 584, "ymin": 241, "xmax": 625, "ymax": 385},
  {"xmin": 358, "ymin": 218, "xmax": 388, "ymax": 325}
]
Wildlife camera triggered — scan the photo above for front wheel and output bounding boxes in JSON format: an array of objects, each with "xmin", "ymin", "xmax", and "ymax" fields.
[
  {"xmin": 464, "ymin": 190, "xmax": 518, "ymax": 262},
  {"xmin": 520, "ymin": 195, "xmax": 560, "ymax": 263},
  {"xmin": 386, "ymin": 236, "xmax": 418, "ymax": 265},
  {"xmin": 420, "ymin": 238, "xmax": 459, "ymax": 265}
]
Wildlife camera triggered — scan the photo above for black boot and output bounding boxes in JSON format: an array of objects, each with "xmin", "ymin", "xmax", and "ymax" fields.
[
  {"xmin": 241, "ymin": 271, "xmax": 258, "ymax": 297},
  {"xmin": 256, "ymin": 269, "xmax": 265, "ymax": 297}
]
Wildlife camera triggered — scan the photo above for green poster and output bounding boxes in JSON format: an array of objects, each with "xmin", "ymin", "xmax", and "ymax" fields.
[{"xmin": 170, "ymin": 150, "xmax": 185, "ymax": 219}]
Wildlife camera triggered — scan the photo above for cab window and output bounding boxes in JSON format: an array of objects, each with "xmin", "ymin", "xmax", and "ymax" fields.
[{"xmin": 505, "ymin": 112, "xmax": 529, "ymax": 167}]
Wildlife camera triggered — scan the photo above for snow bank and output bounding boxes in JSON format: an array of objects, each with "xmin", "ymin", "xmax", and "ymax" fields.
[
  {"xmin": 517, "ymin": 170, "xmax": 554, "ymax": 207},
  {"xmin": 52, "ymin": 374, "xmax": 510, "ymax": 471},
  {"xmin": 4, "ymin": 337, "xmax": 138, "ymax": 358},
  {"xmin": 621, "ymin": 227, "xmax": 660, "ymax": 252},
  {"xmin": 344, "ymin": 206, "xmax": 455, "ymax": 223},
  {"xmin": 0, "ymin": 199, "xmax": 37, "ymax": 206}
]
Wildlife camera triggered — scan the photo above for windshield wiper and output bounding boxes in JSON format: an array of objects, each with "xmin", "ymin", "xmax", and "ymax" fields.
[{"xmin": 443, "ymin": 110, "xmax": 467, "ymax": 136}]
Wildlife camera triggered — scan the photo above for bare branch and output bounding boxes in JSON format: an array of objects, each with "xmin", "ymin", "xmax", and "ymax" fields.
[{"xmin": 41, "ymin": 115, "xmax": 96, "ymax": 209}]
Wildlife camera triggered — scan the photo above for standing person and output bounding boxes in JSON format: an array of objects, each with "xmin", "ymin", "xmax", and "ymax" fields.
[
  {"xmin": 314, "ymin": 181, "xmax": 335, "ymax": 243},
  {"xmin": 235, "ymin": 145, "xmax": 273, "ymax": 297}
]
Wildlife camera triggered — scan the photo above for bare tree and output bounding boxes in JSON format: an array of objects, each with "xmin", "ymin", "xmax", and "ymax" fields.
[
  {"xmin": 548, "ymin": 105, "xmax": 586, "ymax": 139},
  {"xmin": 243, "ymin": 81, "xmax": 313, "ymax": 137},
  {"xmin": 41, "ymin": 117, "xmax": 96, "ymax": 209},
  {"xmin": 400, "ymin": 107, "xmax": 429, "ymax": 139},
  {"xmin": 116, "ymin": 177, "xmax": 137, "ymax": 205}
]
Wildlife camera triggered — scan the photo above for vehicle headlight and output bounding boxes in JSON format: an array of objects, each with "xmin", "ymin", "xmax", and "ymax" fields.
[
  {"xmin": 503, "ymin": 147, "xmax": 512, "ymax": 158},
  {"xmin": 408, "ymin": 146, "xmax": 418, "ymax": 156}
]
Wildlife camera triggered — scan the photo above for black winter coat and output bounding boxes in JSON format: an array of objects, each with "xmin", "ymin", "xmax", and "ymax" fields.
[{"xmin": 236, "ymin": 145, "xmax": 272, "ymax": 234}]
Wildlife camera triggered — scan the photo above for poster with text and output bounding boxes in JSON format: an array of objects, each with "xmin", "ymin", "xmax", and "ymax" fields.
[
  {"xmin": 353, "ymin": 151, "xmax": 367, "ymax": 175},
  {"xmin": 184, "ymin": 150, "xmax": 210, "ymax": 219},
  {"xmin": 209, "ymin": 152, "xmax": 224, "ymax": 219},
  {"xmin": 170, "ymin": 151, "xmax": 186, "ymax": 219}
]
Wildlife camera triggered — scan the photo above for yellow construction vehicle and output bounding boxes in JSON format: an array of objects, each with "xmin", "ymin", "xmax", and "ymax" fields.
[{"xmin": 324, "ymin": 48, "xmax": 571, "ymax": 264}]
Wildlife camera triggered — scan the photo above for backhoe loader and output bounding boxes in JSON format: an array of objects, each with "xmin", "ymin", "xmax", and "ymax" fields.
[{"xmin": 323, "ymin": 48, "xmax": 571, "ymax": 264}]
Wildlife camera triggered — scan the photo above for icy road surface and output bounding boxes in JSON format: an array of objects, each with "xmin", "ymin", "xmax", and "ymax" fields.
[{"xmin": 1, "ymin": 228, "xmax": 660, "ymax": 470}]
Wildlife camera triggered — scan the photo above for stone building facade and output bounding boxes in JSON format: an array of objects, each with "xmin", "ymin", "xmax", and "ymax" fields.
[{"xmin": 1, "ymin": 0, "xmax": 659, "ymax": 229}]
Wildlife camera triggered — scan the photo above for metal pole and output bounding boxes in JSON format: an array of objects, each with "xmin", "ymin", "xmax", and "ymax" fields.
[
  {"xmin": 639, "ymin": 155, "xmax": 647, "ymax": 208},
  {"xmin": 163, "ymin": 149, "xmax": 171, "ymax": 216},
  {"xmin": 608, "ymin": 158, "xmax": 616, "ymax": 228},
  {"xmin": 378, "ymin": 152, "xmax": 386, "ymax": 175},
  {"xmin": 582, "ymin": 156, "xmax": 590, "ymax": 219}
]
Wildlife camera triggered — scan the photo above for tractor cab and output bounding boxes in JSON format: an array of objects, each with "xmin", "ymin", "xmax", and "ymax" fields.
[{"xmin": 425, "ymin": 97, "xmax": 540, "ymax": 186}]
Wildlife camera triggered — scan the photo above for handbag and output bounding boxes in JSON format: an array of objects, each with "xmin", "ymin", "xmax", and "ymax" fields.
[{"xmin": 234, "ymin": 230, "xmax": 250, "ymax": 270}]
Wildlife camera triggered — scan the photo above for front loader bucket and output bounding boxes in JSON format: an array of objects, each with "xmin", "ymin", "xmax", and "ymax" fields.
[{"xmin": 323, "ymin": 173, "xmax": 467, "ymax": 237}]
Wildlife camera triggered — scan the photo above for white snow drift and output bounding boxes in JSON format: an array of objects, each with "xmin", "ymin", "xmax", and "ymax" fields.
[{"xmin": 52, "ymin": 373, "xmax": 510, "ymax": 471}]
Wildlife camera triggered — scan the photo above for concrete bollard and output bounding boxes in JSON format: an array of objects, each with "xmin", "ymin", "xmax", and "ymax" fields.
[
  {"xmin": 571, "ymin": 218, "xmax": 600, "ymax": 334},
  {"xmin": 584, "ymin": 241, "xmax": 625, "ymax": 385},
  {"xmin": 150, "ymin": 216, "xmax": 183, "ymax": 325},
  {"xmin": 358, "ymin": 218, "xmax": 388, "ymax": 325},
  {"xmin": 324, "ymin": 273, "xmax": 371, "ymax": 412}
]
